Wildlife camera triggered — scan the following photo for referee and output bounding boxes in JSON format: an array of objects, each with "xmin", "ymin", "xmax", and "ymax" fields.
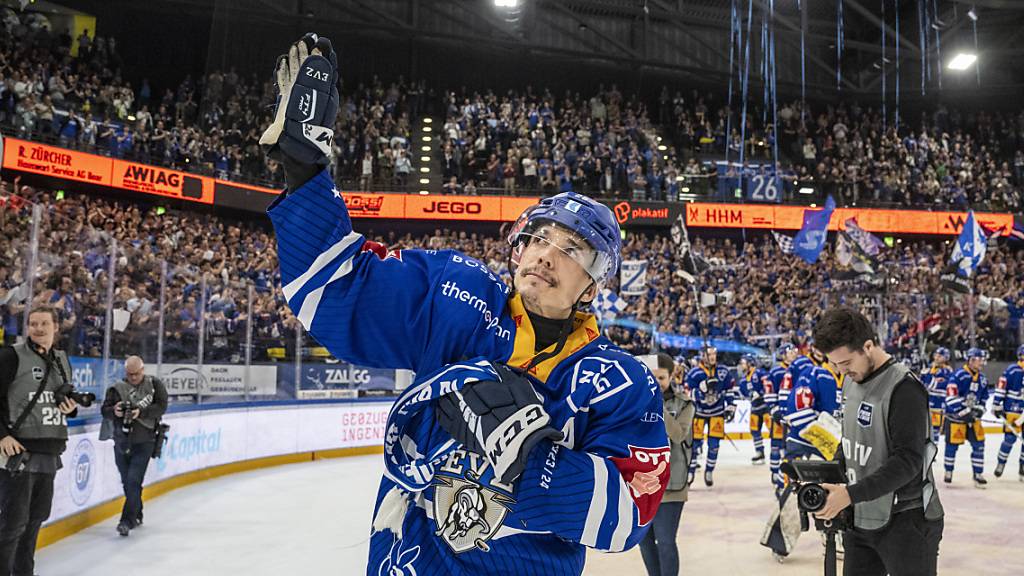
[{"xmin": 811, "ymin": 307, "xmax": 944, "ymax": 576}]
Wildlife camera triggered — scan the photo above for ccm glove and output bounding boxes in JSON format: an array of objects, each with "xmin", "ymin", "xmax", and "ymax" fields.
[
  {"xmin": 994, "ymin": 407, "xmax": 1006, "ymax": 420},
  {"xmin": 260, "ymin": 33, "xmax": 340, "ymax": 187},
  {"xmin": 436, "ymin": 363, "xmax": 563, "ymax": 484}
]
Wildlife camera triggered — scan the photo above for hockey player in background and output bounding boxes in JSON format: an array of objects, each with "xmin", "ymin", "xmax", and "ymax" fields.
[
  {"xmin": 738, "ymin": 354, "xmax": 770, "ymax": 465},
  {"xmin": 944, "ymin": 348, "xmax": 990, "ymax": 487},
  {"xmin": 261, "ymin": 35, "xmax": 669, "ymax": 576},
  {"xmin": 993, "ymin": 345, "xmax": 1024, "ymax": 480},
  {"xmin": 685, "ymin": 346, "xmax": 737, "ymax": 487},
  {"xmin": 920, "ymin": 348, "xmax": 953, "ymax": 443},
  {"xmin": 783, "ymin": 346, "xmax": 842, "ymax": 460},
  {"xmin": 766, "ymin": 344, "xmax": 798, "ymax": 488}
]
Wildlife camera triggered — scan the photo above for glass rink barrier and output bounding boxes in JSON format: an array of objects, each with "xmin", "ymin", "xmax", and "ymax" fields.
[{"xmin": 0, "ymin": 191, "xmax": 407, "ymax": 411}]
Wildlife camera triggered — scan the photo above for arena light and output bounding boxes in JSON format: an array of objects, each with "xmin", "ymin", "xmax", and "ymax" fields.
[
  {"xmin": 422, "ymin": 136, "xmax": 432, "ymax": 142},
  {"xmin": 495, "ymin": 0, "xmax": 518, "ymax": 7},
  {"xmin": 422, "ymin": 146, "xmax": 432, "ymax": 152},
  {"xmin": 798, "ymin": 187, "xmax": 815, "ymax": 195},
  {"xmin": 657, "ymin": 145, "xmax": 667, "ymax": 151},
  {"xmin": 419, "ymin": 178, "xmax": 430, "ymax": 184},
  {"xmin": 948, "ymin": 53, "xmax": 977, "ymax": 70},
  {"xmin": 681, "ymin": 187, "xmax": 691, "ymax": 193},
  {"xmin": 810, "ymin": 203, "xmax": 817, "ymax": 208},
  {"xmin": 419, "ymin": 190, "xmax": 430, "ymax": 195},
  {"xmin": 423, "ymin": 118, "xmax": 433, "ymax": 124},
  {"xmin": 420, "ymin": 156, "xmax": 431, "ymax": 162},
  {"xmin": 419, "ymin": 167, "xmax": 430, "ymax": 173},
  {"xmin": 422, "ymin": 126, "xmax": 432, "ymax": 132}
]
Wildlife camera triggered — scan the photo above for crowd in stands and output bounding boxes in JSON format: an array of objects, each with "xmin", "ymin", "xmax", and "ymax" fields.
[
  {"xmin": 663, "ymin": 88, "xmax": 1024, "ymax": 211},
  {"xmin": 3, "ymin": 10, "xmax": 1021, "ymax": 211},
  {"xmin": 2, "ymin": 175, "xmax": 1021, "ymax": 368},
  {"xmin": 435, "ymin": 86, "xmax": 676, "ymax": 200},
  {"xmin": 0, "ymin": 11, "xmax": 428, "ymax": 191}
]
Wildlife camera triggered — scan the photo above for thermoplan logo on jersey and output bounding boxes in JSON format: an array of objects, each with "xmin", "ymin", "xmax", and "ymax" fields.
[
  {"xmin": 69, "ymin": 438, "xmax": 95, "ymax": 506},
  {"xmin": 857, "ymin": 401, "xmax": 874, "ymax": 428}
]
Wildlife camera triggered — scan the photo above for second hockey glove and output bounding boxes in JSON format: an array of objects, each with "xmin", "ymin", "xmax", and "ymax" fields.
[
  {"xmin": 994, "ymin": 407, "xmax": 1006, "ymax": 420},
  {"xmin": 260, "ymin": 33, "xmax": 340, "ymax": 187},
  {"xmin": 970, "ymin": 405, "xmax": 985, "ymax": 420},
  {"xmin": 724, "ymin": 405, "xmax": 737, "ymax": 422},
  {"xmin": 435, "ymin": 363, "xmax": 563, "ymax": 484}
]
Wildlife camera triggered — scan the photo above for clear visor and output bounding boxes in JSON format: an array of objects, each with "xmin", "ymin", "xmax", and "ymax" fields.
[{"xmin": 509, "ymin": 219, "xmax": 612, "ymax": 284}]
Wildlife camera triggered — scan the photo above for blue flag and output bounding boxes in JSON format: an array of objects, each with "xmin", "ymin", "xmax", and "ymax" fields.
[
  {"xmin": 792, "ymin": 195, "xmax": 836, "ymax": 264},
  {"xmin": 950, "ymin": 210, "xmax": 987, "ymax": 277}
]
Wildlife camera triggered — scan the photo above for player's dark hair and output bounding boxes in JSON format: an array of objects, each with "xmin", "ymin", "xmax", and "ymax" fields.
[
  {"xmin": 813, "ymin": 307, "xmax": 877, "ymax": 354},
  {"xmin": 656, "ymin": 352, "xmax": 674, "ymax": 372}
]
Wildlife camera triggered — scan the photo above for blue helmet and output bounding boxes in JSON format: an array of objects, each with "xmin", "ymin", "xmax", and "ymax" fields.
[
  {"xmin": 778, "ymin": 343, "xmax": 796, "ymax": 356},
  {"xmin": 508, "ymin": 192, "xmax": 622, "ymax": 284},
  {"xmin": 741, "ymin": 353, "xmax": 757, "ymax": 365},
  {"xmin": 1017, "ymin": 344, "xmax": 1024, "ymax": 359},
  {"xmin": 966, "ymin": 347, "xmax": 987, "ymax": 361},
  {"xmin": 934, "ymin": 347, "xmax": 950, "ymax": 360}
]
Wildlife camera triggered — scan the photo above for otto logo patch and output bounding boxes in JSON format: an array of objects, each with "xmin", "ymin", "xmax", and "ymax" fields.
[
  {"xmin": 857, "ymin": 402, "xmax": 874, "ymax": 428},
  {"xmin": 609, "ymin": 445, "xmax": 670, "ymax": 526}
]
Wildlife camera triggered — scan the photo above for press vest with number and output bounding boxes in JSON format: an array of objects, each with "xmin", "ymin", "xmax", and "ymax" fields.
[
  {"xmin": 842, "ymin": 361, "xmax": 943, "ymax": 531},
  {"xmin": 8, "ymin": 342, "xmax": 71, "ymax": 441},
  {"xmin": 113, "ymin": 377, "xmax": 157, "ymax": 431}
]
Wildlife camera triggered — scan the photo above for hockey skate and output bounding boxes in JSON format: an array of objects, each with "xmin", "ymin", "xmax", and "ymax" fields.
[
  {"xmin": 751, "ymin": 452, "xmax": 766, "ymax": 465},
  {"xmin": 973, "ymin": 473, "xmax": 987, "ymax": 488},
  {"xmin": 995, "ymin": 462, "xmax": 1005, "ymax": 477},
  {"xmin": 704, "ymin": 469, "xmax": 714, "ymax": 487},
  {"xmin": 943, "ymin": 470, "xmax": 952, "ymax": 484}
]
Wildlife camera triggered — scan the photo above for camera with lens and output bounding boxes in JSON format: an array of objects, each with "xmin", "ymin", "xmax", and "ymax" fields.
[
  {"xmin": 119, "ymin": 401, "xmax": 136, "ymax": 434},
  {"xmin": 54, "ymin": 384, "xmax": 96, "ymax": 408},
  {"xmin": 781, "ymin": 459, "xmax": 852, "ymax": 533}
]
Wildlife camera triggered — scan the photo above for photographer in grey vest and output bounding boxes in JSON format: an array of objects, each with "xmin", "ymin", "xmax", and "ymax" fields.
[
  {"xmin": 0, "ymin": 306, "xmax": 79, "ymax": 576},
  {"xmin": 812, "ymin": 307, "xmax": 944, "ymax": 576},
  {"xmin": 100, "ymin": 356, "xmax": 167, "ymax": 537}
]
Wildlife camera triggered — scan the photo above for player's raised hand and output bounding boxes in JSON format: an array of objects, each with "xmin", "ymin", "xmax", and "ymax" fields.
[{"xmin": 260, "ymin": 33, "xmax": 340, "ymax": 173}]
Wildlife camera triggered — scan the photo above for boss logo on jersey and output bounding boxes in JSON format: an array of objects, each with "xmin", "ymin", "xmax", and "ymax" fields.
[
  {"xmin": 857, "ymin": 401, "xmax": 874, "ymax": 428},
  {"xmin": 433, "ymin": 451, "xmax": 515, "ymax": 554}
]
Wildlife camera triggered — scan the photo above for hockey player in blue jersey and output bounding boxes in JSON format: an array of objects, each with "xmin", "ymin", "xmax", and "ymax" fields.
[
  {"xmin": 993, "ymin": 345, "xmax": 1024, "ymax": 480},
  {"xmin": 944, "ymin": 347, "xmax": 990, "ymax": 487},
  {"xmin": 920, "ymin": 348, "xmax": 953, "ymax": 443},
  {"xmin": 765, "ymin": 344, "xmax": 799, "ymax": 488},
  {"xmin": 783, "ymin": 347, "xmax": 842, "ymax": 460},
  {"xmin": 261, "ymin": 35, "xmax": 669, "ymax": 576},
  {"xmin": 737, "ymin": 354, "xmax": 770, "ymax": 465},
  {"xmin": 685, "ymin": 346, "xmax": 737, "ymax": 487}
]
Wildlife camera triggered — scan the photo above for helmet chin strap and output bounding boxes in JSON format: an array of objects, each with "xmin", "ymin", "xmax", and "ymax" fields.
[
  {"xmin": 523, "ymin": 279, "xmax": 595, "ymax": 373},
  {"xmin": 507, "ymin": 247, "xmax": 597, "ymax": 374}
]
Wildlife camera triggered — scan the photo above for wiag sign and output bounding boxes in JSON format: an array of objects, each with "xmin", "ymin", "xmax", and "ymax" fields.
[{"xmin": 112, "ymin": 160, "xmax": 213, "ymax": 204}]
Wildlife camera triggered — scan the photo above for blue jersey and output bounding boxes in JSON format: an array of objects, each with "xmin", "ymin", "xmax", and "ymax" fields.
[
  {"xmin": 995, "ymin": 361, "xmax": 1024, "ymax": 415},
  {"xmin": 785, "ymin": 362, "xmax": 841, "ymax": 447},
  {"xmin": 920, "ymin": 365, "xmax": 953, "ymax": 411},
  {"xmin": 268, "ymin": 170, "xmax": 669, "ymax": 576},
  {"xmin": 739, "ymin": 367, "xmax": 771, "ymax": 414},
  {"xmin": 945, "ymin": 365, "xmax": 989, "ymax": 422},
  {"xmin": 684, "ymin": 363, "xmax": 736, "ymax": 417},
  {"xmin": 766, "ymin": 363, "xmax": 793, "ymax": 417}
]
